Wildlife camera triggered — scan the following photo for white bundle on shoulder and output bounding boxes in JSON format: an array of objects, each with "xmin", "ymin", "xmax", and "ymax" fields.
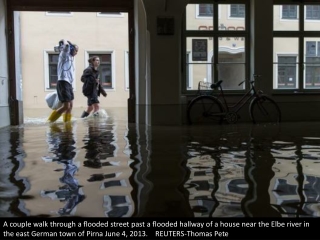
[{"xmin": 45, "ymin": 91, "xmax": 62, "ymax": 110}]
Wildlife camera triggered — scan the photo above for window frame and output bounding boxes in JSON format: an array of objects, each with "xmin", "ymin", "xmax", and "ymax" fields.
[
  {"xmin": 305, "ymin": 5, "xmax": 320, "ymax": 21},
  {"xmin": 196, "ymin": 4, "xmax": 221, "ymax": 20},
  {"xmin": 228, "ymin": 4, "xmax": 245, "ymax": 19},
  {"xmin": 186, "ymin": 51, "xmax": 193, "ymax": 89},
  {"xmin": 197, "ymin": 4, "xmax": 213, "ymax": 18},
  {"xmin": 46, "ymin": 52, "xmax": 59, "ymax": 90},
  {"xmin": 273, "ymin": 0, "xmax": 320, "ymax": 93},
  {"xmin": 276, "ymin": 54, "xmax": 298, "ymax": 89},
  {"xmin": 44, "ymin": 50, "xmax": 76, "ymax": 91},
  {"xmin": 279, "ymin": 4, "xmax": 320, "ymax": 22},
  {"xmin": 183, "ymin": 0, "xmax": 250, "ymax": 95},
  {"xmin": 305, "ymin": 41, "xmax": 320, "ymax": 89},
  {"xmin": 124, "ymin": 50, "xmax": 129, "ymax": 91},
  {"xmin": 280, "ymin": 5, "xmax": 298, "ymax": 20}
]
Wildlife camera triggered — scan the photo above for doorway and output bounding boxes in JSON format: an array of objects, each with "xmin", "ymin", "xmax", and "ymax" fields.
[{"xmin": 6, "ymin": 0, "xmax": 135, "ymax": 125}]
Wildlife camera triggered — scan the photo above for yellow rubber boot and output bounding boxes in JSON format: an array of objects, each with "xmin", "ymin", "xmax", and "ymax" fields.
[
  {"xmin": 48, "ymin": 110, "xmax": 62, "ymax": 123},
  {"xmin": 67, "ymin": 113, "xmax": 72, "ymax": 122},
  {"xmin": 63, "ymin": 113, "xmax": 72, "ymax": 122},
  {"xmin": 63, "ymin": 113, "xmax": 67, "ymax": 122}
]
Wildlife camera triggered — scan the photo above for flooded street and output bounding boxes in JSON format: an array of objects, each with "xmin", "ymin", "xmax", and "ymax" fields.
[{"xmin": 1, "ymin": 108, "xmax": 320, "ymax": 217}]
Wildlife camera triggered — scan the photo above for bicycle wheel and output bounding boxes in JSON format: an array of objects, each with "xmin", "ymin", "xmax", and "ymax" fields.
[
  {"xmin": 250, "ymin": 95, "xmax": 281, "ymax": 124},
  {"xmin": 187, "ymin": 96, "xmax": 224, "ymax": 125}
]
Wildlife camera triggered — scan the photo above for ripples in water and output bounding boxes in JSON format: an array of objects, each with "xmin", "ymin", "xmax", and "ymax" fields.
[{"xmin": 1, "ymin": 113, "xmax": 320, "ymax": 217}]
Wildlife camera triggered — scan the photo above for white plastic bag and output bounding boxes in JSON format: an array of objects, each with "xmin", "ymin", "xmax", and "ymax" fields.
[{"xmin": 45, "ymin": 91, "xmax": 62, "ymax": 110}]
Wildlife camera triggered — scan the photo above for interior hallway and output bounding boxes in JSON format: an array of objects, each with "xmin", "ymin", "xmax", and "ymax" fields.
[{"xmin": 1, "ymin": 108, "xmax": 320, "ymax": 217}]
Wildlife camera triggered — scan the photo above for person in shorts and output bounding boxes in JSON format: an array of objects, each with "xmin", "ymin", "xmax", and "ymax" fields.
[
  {"xmin": 80, "ymin": 56, "xmax": 107, "ymax": 118},
  {"xmin": 48, "ymin": 39, "xmax": 79, "ymax": 123}
]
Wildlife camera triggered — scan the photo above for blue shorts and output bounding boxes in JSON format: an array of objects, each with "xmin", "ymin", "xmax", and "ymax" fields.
[{"xmin": 57, "ymin": 80, "xmax": 74, "ymax": 103}]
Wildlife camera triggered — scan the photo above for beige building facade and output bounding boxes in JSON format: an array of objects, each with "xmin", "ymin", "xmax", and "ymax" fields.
[
  {"xmin": 185, "ymin": 3, "xmax": 320, "ymax": 91},
  {"xmin": 2, "ymin": 0, "xmax": 320, "ymax": 127},
  {"xmin": 20, "ymin": 11, "xmax": 129, "ymax": 110},
  {"xmin": 19, "ymin": 3, "xmax": 320, "ymax": 111}
]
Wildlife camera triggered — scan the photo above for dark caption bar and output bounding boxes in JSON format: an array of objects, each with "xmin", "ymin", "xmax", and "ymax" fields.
[{"xmin": 1, "ymin": 218, "xmax": 318, "ymax": 239}]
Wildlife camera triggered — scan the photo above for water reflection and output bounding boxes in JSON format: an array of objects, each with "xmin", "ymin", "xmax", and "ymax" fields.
[
  {"xmin": 2, "ymin": 112, "xmax": 320, "ymax": 217},
  {"xmin": 241, "ymin": 129, "xmax": 281, "ymax": 217},
  {"xmin": 82, "ymin": 118, "xmax": 116, "ymax": 169},
  {"xmin": 270, "ymin": 137, "xmax": 320, "ymax": 217},
  {"xmin": 0, "ymin": 126, "xmax": 29, "ymax": 217},
  {"xmin": 40, "ymin": 123, "xmax": 85, "ymax": 216},
  {"xmin": 82, "ymin": 116, "xmax": 134, "ymax": 217},
  {"xmin": 184, "ymin": 124, "xmax": 320, "ymax": 217},
  {"xmin": 185, "ymin": 126, "xmax": 246, "ymax": 217}
]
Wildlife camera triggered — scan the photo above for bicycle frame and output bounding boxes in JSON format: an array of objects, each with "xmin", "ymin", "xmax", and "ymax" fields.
[
  {"xmin": 187, "ymin": 74, "xmax": 280, "ymax": 125},
  {"xmin": 215, "ymin": 79, "xmax": 259, "ymax": 114}
]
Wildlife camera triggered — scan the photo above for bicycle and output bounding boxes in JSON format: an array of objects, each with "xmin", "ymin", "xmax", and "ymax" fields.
[{"xmin": 187, "ymin": 74, "xmax": 281, "ymax": 125}]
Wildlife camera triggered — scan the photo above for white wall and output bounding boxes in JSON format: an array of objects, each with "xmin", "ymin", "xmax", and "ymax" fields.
[
  {"xmin": 135, "ymin": 0, "xmax": 148, "ymax": 124},
  {"xmin": 142, "ymin": 0, "xmax": 189, "ymax": 125},
  {"xmin": 0, "ymin": 0, "xmax": 10, "ymax": 128}
]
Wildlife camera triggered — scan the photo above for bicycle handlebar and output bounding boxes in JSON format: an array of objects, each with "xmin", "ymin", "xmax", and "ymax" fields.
[
  {"xmin": 210, "ymin": 80, "xmax": 223, "ymax": 89},
  {"xmin": 239, "ymin": 74, "xmax": 262, "ymax": 86},
  {"xmin": 238, "ymin": 80, "xmax": 245, "ymax": 86}
]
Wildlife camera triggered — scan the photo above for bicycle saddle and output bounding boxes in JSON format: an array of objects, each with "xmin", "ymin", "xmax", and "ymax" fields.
[{"xmin": 210, "ymin": 80, "xmax": 223, "ymax": 89}]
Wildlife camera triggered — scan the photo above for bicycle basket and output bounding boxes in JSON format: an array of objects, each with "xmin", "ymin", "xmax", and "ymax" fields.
[{"xmin": 197, "ymin": 81, "xmax": 213, "ymax": 96}]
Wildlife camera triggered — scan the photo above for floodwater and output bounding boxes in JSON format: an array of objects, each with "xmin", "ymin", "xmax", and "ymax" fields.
[{"xmin": 1, "ymin": 108, "xmax": 320, "ymax": 217}]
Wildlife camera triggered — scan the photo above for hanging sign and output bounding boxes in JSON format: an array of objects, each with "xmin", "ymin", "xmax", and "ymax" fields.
[{"xmin": 192, "ymin": 39, "xmax": 207, "ymax": 61}]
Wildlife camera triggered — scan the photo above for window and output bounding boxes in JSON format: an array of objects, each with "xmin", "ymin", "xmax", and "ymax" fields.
[
  {"xmin": 306, "ymin": 5, "xmax": 320, "ymax": 20},
  {"xmin": 273, "ymin": 1, "xmax": 320, "ymax": 91},
  {"xmin": 306, "ymin": 57, "xmax": 320, "ymax": 88},
  {"xmin": 45, "ymin": 12, "xmax": 72, "ymax": 16},
  {"xmin": 97, "ymin": 12, "xmax": 124, "ymax": 17},
  {"xmin": 88, "ymin": 53, "xmax": 114, "ymax": 89},
  {"xmin": 198, "ymin": 4, "xmax": 213, "ymax": 17},
  {"xmin": 230, "ymin": 4, "xmax": 245, "ymax": 18},
  {"xmin": 44, "ymin": 51, "xmax": 76, "ymax": 90},
  {"xmin": 273, "ymin": 38, "xmax": 299, "ymax": 89},
  {"xmin": 282, "ymin": 5, "xmax": 297, "ymax": 19},
  {"xmin": 48, "ymin": 54, "xmax": 59, "ymax": 89},
  {"xmin": 305, "ymin": 41, "xmax": 320, "ymax": 88},
  {"xmin": 184, "ymin": 1, "xmax": 248, "ymax": 92},
  {"xmin": 277, "ymin": 56, "xmax": 297, "ymax": 89}
]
